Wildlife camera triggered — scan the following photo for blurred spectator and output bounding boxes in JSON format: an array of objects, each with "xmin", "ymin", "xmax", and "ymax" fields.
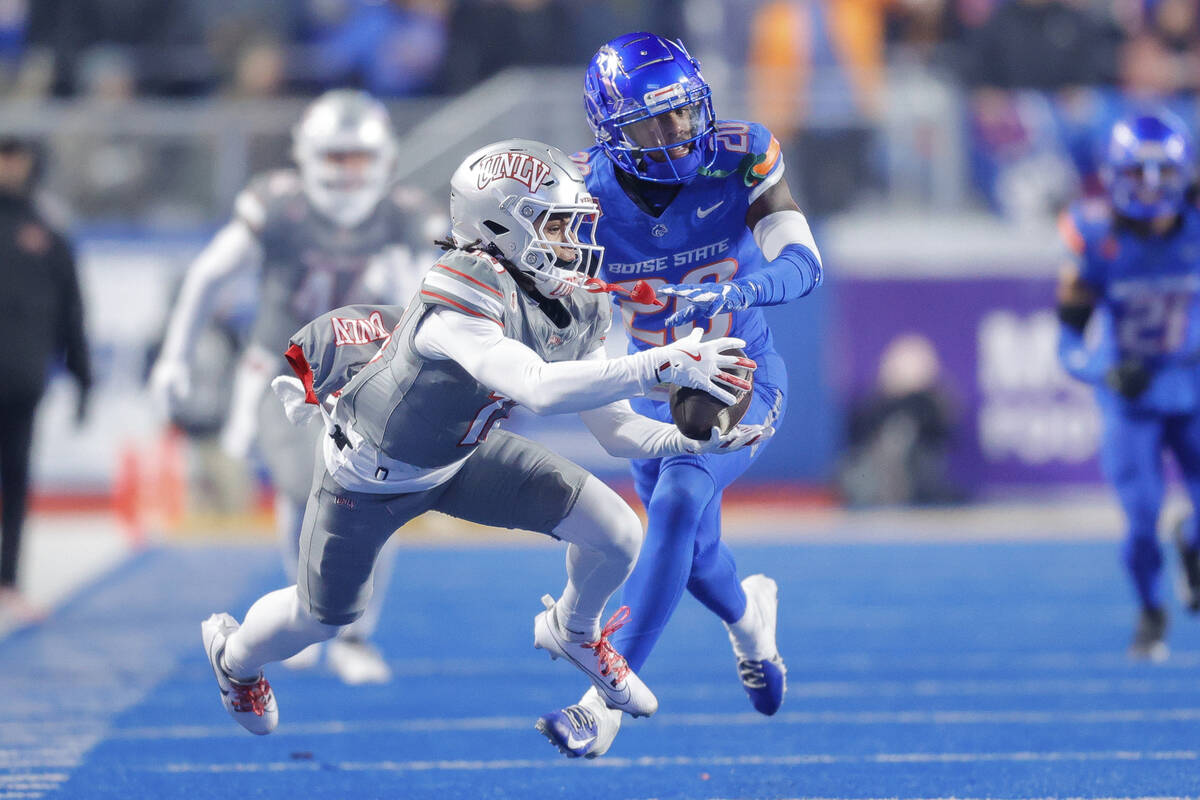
[
  {"xmin": 0, "ymin": 136, "xmax": 90, "ymax": 619},
  {"xmin": 437, "ymin": 0, "xmax": 580, "ymax": 93},
  {"xmin": 26, "ymin": 0, "xmax": 201, "ymax": 95},
  {"xmin": 747, "ymin": 0, "xmax": 890, "ymax": 217},
  {"xmin": 0, "ymin": 0, "xmax": 28, "ymax": 69},
  {"xmin": 1119, "ymin": 0, "xmax": 1200, "ymax": 97},
  {"xmin": 960, "ymin": 0, "xmax": 1121, "ymax": 90},
  {"xmin": 50, "ymin": 47, "xmax": 154, "ymax": 221},
  {"xmin": 226, "ymin": 38, "xmax": 287, "ymax": 99},
  {"xmin": 885, "ymin": 0, "xmax": 969, "ymax": 66},
  {"xmin": 307, "ymin": 0, "xmax": 450, "ymax": 97},
  {"xmin": 837, "ymin": 333, "xmax": 962, "ymax": 507}
]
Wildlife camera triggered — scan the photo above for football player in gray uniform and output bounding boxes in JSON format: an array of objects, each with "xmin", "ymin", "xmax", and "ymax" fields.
[
  {"xmin": 152, "ymin": 90, "xmax": 438, "ymax": 685},
  {"xmin": 199, "ymin": 139, "xmax": 774, "ymax": 737}
]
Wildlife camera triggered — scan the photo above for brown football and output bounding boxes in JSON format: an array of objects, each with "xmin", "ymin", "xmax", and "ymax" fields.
[{"xmin": 669, "ymin": 348, "xmax": 754, "ymax": 440}]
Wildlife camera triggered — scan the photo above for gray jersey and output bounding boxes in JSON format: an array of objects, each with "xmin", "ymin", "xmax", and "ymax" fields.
[
  {"xmin": 234, "ymin": 169, "xmax": 435, "ymax": 357},
  {"xmin": 334, "ymin": 248, "xmax": 611, "ymax": 469}
]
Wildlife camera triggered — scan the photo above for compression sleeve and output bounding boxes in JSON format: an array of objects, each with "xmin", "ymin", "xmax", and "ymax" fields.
[
  {"xmin": 579, "ymin": 399, "xmax": 696, "ymax": 459},
  {"xmin": 159, "ymin": 220, "xmax": 263, "ymax": 363},
  {"xmin": 569, "ymin": 346, "xmax": 693, "ymax": 457},
  {"xmin": 413, "ymin": 307, "xmax": 662, "ymax": 415},
  {"xmin": 735, "ymin": 209, "xmax": 823, "ymax": 305}
]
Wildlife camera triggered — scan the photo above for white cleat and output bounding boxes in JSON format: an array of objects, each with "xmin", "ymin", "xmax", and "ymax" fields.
[
  {"xmin": 280, "ymin": 642, "xmax": 323, "ymax": 671},
  {"xmin": 535, "ymin": 686, "xmax": 623, "ymax": 759},
  {"xmin": 533, "ymin": 595, "xmax": 657, "ymax": 717},
  {"xmin": 200, "ymin": 612, "xmax": 278, "ymax": 735},
  {"xmin": 724, "ymin": 574, "xmax": 787, "ymax": 715},
  {"xmin": 327, "ymin": 637, "xmax": 393, "ymax": 685}
]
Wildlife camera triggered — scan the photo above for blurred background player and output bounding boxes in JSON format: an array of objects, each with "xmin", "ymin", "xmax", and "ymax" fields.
[
  {"xmin": 0, "ymin": 135, "xmax": 90, "ymax": 621},
  {"xmin": 200, "ymin": 138, "xmax": 773, "ymax": 736},
  {"xmin": 150, "ymin": 89, "xmax": 438, "ymax": 684},
  {"xmin": 536, "ymin": 33, "xmax": 823, "ymax": 759},
  {"xmin": 1056, "ymin": 110, "xmax": 1200, "ymax": 661}
]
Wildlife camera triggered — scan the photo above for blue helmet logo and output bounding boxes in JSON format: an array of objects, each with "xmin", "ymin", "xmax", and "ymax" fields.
[
  {"xmin": 583, "ymin": 32, "xmax": 717, "ymax": 184},
  {"xmin": 1102, "ymin": 110, "xmax": 1197, "ymax": 221}
]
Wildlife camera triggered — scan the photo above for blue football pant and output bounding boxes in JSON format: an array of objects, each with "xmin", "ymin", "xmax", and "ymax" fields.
[
  {"xmin": 614, "ymin": 349, "xmax": 787, "ymax": 673},
  {"xmin": 1100, "ymin": 403, "xmax": 1200, "ymax": 611}
]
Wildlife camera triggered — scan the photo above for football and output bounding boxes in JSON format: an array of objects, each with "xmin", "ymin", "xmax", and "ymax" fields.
[{"xmin": 669, "ymin": 348, "xmax": 754, "ymax": 440}]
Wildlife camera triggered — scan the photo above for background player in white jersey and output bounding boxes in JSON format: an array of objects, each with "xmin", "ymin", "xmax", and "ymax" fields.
[
  {"xmin": 150, "ymin": 90, "xmax": 438, "ymax": 684},
  {"xmin": 198, "ymin": 138, "xmax": 773, "ymax": 737}
]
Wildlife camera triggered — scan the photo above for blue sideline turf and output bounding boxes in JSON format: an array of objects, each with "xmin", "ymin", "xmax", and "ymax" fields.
[{"xmin": 3, "ymin": 537, "xmax": 1200, "ymax": 799}]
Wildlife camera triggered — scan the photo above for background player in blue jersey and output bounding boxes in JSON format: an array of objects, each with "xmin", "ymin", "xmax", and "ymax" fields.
[
  {"xmin": 535, "ymin": 32, "xmax": 824, "ymax": 759},
  {"xmin": 1056, "ymin": 110, "xmax": 1200, "ymax": 662}
]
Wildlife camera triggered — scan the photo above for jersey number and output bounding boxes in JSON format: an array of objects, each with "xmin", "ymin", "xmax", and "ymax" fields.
[
  {"xmin": 1117, "ymin": 292, "xmax": 1191, "ymax": 356},
  {"xmin": 611, "ymin": 259, "xmax": 738, "ymax": 346},
  {"xmin": 460, "ymin": 392, "xmax": 516, "ymax": 446},
  {"xmin": 715, "ymin": 121, "xmax": 750, "ymax": 154}
]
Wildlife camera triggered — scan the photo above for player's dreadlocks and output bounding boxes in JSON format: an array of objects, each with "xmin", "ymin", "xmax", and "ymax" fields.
[{"xmin": 432, "ymin": 237, "xmax": 570, "ymax": 328}]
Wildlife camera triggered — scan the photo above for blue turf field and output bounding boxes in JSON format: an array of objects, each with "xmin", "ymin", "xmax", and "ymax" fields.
[{"xmin": 4, "ymin": 536, "xmax": 1200, "ymax": 799}]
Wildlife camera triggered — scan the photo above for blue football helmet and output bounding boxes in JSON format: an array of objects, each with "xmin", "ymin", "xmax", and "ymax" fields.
[
  {"xmin": 1101, "ymin": 111, "xmax": 1197, "ymax": 221},
  {"xmin": 583, "ymin": 32, "xmax": 717, "ymax": 184}
]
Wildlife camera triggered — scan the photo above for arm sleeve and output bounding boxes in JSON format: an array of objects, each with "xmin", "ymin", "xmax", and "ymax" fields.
[
  {"xmin": 735, "ymin": 209, "xmax": 823, "ymax": 305},
  {"xmin": 158, "ymin": 220, "xmax": 262, "ymax": 363},
  {"xmin": 56, "ymin": 237, "xmax": 91, "ymax": 388},
  {"xmin": 579, "ymin": 399, "xmax": 694, "ymax": 459},
  {"xmin": 413, "ymin": 307, "xmax": 662, "ymax": 415}
]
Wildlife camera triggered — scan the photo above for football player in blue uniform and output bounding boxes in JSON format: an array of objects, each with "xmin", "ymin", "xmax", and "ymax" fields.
[
  {"xmin": 535, "ymin": 32, "xmax": 823, "ymax": 758},
  {"xmin": 1056, "ymin": 110, "xmax": 1200, "ymax": 661}
]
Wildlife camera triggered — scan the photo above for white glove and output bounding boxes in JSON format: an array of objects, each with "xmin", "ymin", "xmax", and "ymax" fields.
[
  {"xmin": 684, "ymin": 423, "xmax": 775, "ymax": 454},
  {"xmin": 649, "ymin": 328, "xmax": 756, "ymax": 406},
  {"xmin": 148, "ymin": 357, "xmax": 191, "ymax": 414},
  {"xmin": 271, "ymin": 375, "xmax": 321, "ymax": 426}
]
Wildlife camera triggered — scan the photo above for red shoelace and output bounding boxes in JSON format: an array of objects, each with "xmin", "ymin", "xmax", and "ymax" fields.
[
  {"xmin": 582, "ymin": 606, "xmax": 632, "ymax": 683},
  {"xmin": 229, "ymin": 677, "xmax": 273, "ymax": 717}
]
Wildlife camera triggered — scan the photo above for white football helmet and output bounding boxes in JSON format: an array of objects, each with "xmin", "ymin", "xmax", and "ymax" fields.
[
  {"xmin": 292, "ymin": 89, "xmax": 398, "ymax": 228},
  {"xmin": 449, "ymin": 139, "xmax": 603, "ymax": 297}
]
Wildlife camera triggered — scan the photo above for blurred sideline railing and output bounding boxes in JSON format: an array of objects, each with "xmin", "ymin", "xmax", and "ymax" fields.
[{"xmin": 0, "ymin": 64, "xmax": 973, "ymax": 230}]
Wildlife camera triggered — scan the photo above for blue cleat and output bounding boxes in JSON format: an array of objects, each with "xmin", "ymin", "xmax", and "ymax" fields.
[
  {"xmin": 724, "ymin": 574, "xmax": 787, "ymax": 715},
  {"xmin": 535, "ymin": 687, "xmax": 621, "ymax": 759}
]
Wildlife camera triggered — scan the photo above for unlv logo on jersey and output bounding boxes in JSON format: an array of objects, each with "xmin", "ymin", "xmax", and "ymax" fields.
[
  {"xmin": 331, "ymin": 310, "xmax": 391, "ymax": 346},
  {"xmin": 475, "ymin": 152, "xmax": 553, "ymax": 192}
]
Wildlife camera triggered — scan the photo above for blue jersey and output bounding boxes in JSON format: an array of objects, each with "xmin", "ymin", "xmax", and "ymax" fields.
[
  {"xmin": 571, "ymin": 120, "xmax": 784, "ymax": 358},
  {"xmin": 1063, "ymin": 198, "xmax": 1200, "ymax": 414}
]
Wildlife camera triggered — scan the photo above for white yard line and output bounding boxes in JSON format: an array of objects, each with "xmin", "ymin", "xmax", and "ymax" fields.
[
  {"xmin": 160, "ymin": 748, "xmax": 1200, "ymax": 774},
  {"xmin": 9, "ymin": 706, "xmax": 1187, "ymax": 744}
]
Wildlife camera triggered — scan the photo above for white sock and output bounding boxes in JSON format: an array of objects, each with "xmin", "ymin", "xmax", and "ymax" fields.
[
  {"xmin": 555, "ymin": 598, "xmax": 600, "ymax": 643},
  {"xmin": 724, "ymin": 594, "xmax": 762, "ymax": 659}
]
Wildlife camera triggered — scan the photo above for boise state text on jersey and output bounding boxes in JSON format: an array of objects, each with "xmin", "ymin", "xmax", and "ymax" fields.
[
  {"xmin": 572, "ymin": 119, "xmax": 783, "ymax": 356},
  {"xmin": 1061, "ymin": 198, "xmax": 1200, "ymax": 414}
]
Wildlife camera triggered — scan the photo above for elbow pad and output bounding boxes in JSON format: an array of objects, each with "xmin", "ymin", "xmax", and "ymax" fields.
[{"xmin": 1056, "ymin": 301, "xmax": 1094, "ymax": 334}]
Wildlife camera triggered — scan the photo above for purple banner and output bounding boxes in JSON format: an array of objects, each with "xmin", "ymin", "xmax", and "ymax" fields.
[{"xmin": 834, "ymin": 277, "xmax": 1102, "ymax": 494}]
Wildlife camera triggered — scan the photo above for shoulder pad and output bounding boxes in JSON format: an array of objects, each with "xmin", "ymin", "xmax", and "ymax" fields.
[
  {"xmin": 286, "ymin": 303, "xmax": 406, "ymax": 403},
  {"xmin": 383, "ymin": 185, "xmax": 446, "ymax": 247},
  {"xmin": 419, "ymin": 250, "xmax": 510, "ymax": 327},
  {"xmin": 1060, "ymin": 199, "xmax": 1114, "ymax": 255},
  {"xmin": 704, "ymin": 120, "xmax": 783, "ymax": 190},
  {"xmin": 233, "ymin": 169, "xmax": 303, "ymax": 234},
  {"xmin": 387, "ymin": 184, "xmax": 428, "ymax": 212}
]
